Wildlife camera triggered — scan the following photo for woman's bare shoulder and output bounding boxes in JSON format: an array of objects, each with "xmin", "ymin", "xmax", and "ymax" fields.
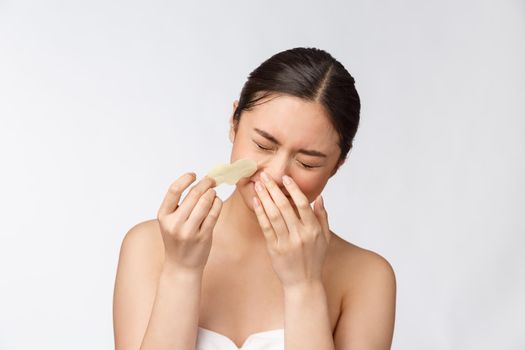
[
  {"xmin": 120, "ymin": 218, "xmax": 165, "ymax": 267},
  {"xmin": 124, "ymin": 218, "xmax": 163, "ymax": 243},
  {"xmin": 328, "ymin": 230, "xmax": 396, "ymax": 291},
  {"xmin": 328, "ymin": 231, "xmax": 396, "ymax": 349}
]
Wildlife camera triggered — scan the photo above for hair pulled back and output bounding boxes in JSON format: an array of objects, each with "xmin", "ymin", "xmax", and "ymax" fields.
[{"xmin": 233, "ymin": 47, "xmax": 361, "ymax": 173}]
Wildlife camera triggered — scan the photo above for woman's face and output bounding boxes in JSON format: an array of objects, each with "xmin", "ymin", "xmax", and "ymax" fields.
[{"xmin": 228, "ymin": 93, "xmax": 343, "ymax": 211}]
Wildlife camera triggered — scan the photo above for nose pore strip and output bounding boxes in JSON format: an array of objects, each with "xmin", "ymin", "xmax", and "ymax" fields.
[{"xmin": 206, "ymin": 158, "xmax": 258, "ymax": 186}]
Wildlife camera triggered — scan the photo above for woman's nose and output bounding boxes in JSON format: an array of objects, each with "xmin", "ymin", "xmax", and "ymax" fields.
[
  {"xmin": 259, "ymin": 170, "xmax": 291, "ymax": 196},
  {"xmin": 261, "ymin": 170, "xmax": 282, "ymax": 185},
  {"xmin": 255, "ymin": 155, "xmax": 291, "ymax": 192}
]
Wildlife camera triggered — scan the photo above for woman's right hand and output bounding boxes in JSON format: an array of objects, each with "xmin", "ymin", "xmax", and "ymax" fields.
[{"xmin": 156, "ymin": 172, "xmax": 222, "ymax": 274}]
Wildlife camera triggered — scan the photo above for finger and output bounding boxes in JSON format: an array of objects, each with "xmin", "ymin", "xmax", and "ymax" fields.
[
  {"xmin": 252, "ymin": 196, "xmax": 277, "ymax": 245},
  {"xmin": 199, "ymin": 196, "xmax": 223, "ymax": 235},
  {"xmin": 185, "ymin": 187, "xmax": 217, "ymax": 231},
  {"xmin": 314, "ymin": 195, "xmax": 331, "ymax": 243},
  {"xmin": 254, "ymin": 179, "xmax": 289, "ymax": 242},
  {"xmin": 259, "ymin": 173, "xmax": 301, "ymax": 232},
  {"xmin": 157, "ymin": 172, "xmax": 196, "ymax": 217},
  {"xmin": 206, "ymin": 175, "xmax": 217, "ymax": 188},
  {"xmin": 176, "ymin": 176, "xmax": 217, "ymax": 222},
  {"xmin": 282, "ymin": 174, "xmax": 317, "ymax": 226}
]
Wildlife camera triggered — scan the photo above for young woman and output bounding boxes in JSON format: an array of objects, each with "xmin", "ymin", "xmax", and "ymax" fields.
[{"xmin": 113, "ymin": 47, "xmax": 396, "ymax": 350}]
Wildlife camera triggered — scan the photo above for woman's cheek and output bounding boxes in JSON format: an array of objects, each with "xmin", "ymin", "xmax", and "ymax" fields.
[
  {"xmin": 230, "ymin": 146, "xmax": 261, "ymax": 166},
  {"xmin": 294, "ymin": 176, "xmax": 324, "ymax": 203},
  {"xmin": 292, "ymin": 178, "xmax": 309, "ymax": 199}
]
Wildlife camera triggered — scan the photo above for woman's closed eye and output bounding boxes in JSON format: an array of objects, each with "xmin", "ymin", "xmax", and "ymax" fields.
[
  {"xmin": 253, "ymin": 141, "xmax": 319, "ymax": 169},
  {"xmin": 254, "ymin": 142, "xmax": 272, "ymax": 151}
]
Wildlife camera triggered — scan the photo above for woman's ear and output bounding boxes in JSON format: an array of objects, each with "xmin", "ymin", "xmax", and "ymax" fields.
[
  {"xmin": 229, "ymin": 100, "xmax": 239, "ymax": 143},
  {"xmin": 229, "ymin": 118, "xmax": 236, "ymax": 143}
]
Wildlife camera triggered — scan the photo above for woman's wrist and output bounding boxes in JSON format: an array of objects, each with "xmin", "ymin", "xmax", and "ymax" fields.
[
  {"xmin": 161, "ymin": 261, "xmax": 204, "ymax": 281},
  {"xmin": 282, "ymin": 279, "xmax": 325, "ymax": 298}
]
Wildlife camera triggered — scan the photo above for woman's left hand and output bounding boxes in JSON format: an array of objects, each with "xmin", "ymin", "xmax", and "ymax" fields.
[{"xmin": 252, "ymin": 171, "xmax": 331, "ymax": 289}]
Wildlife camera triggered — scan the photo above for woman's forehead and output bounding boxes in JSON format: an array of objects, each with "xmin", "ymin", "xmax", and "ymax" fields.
[{"xmin": 245, "ymin": 95, "xmax": 332, "ymax": 128}]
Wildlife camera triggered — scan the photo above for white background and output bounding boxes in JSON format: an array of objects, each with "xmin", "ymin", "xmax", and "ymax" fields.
[{"xmin": 1, "ymin": 1, "xmax": 524, "ymax": 349}]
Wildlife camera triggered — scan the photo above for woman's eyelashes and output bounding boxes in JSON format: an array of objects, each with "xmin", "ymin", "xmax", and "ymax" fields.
[
  {"xmin": 253, "ymin": 141, "xmax": 319, "ymax": 169},
  {"xmin": 254, "ymin": 142, "xmax": 274, "ymax": 152}
]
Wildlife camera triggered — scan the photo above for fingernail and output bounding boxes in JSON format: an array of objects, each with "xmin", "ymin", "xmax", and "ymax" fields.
[
  {"xmin": 261, "ymin": 171, "xmax": 270, "ymax": 183},
  {"xmin": 282, "ymin": 175, "xmax": 292, "ymax": 185}
]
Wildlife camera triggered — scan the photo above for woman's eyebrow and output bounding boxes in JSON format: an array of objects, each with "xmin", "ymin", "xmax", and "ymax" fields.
[{"xmin": 253, "ymin": 127, "xmax": 327, "ymax": 158}]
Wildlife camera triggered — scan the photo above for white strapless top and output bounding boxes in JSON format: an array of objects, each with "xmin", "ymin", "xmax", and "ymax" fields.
[{"xmin": 196, "ymin": 326, "xmax": 284, "ymax": 350}]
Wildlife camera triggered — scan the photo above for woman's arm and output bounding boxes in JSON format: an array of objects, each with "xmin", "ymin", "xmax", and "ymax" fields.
[
  {"xmin": 283, "ymin": 281, "xmax": 335, "ymax": 350},
  {"xmin": 140, "ymin": 262, "xmax": 203, "ymax": 350},
  {"xmin": 113, "ymin": 220, "xmax": 203, "ymax": 350},
  {"xmin": 333, "ymin": 252, "xmax": 396, "ymax": 350}
]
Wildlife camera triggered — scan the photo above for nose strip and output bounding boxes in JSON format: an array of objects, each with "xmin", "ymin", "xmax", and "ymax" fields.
[{"xmin": 206, "ymin": 158, "xmax": 258, "ymax": 186}]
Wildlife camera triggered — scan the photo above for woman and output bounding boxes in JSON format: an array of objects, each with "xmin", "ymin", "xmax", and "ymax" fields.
[{"xmin": 113, "ymin": 47, "xmax": 396, "ymax": 350}]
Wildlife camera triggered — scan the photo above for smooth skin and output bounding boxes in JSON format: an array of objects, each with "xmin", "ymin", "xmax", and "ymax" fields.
[{"xmin": 113, "ymin": 93, "xmax": 396, "ymax": 350}]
